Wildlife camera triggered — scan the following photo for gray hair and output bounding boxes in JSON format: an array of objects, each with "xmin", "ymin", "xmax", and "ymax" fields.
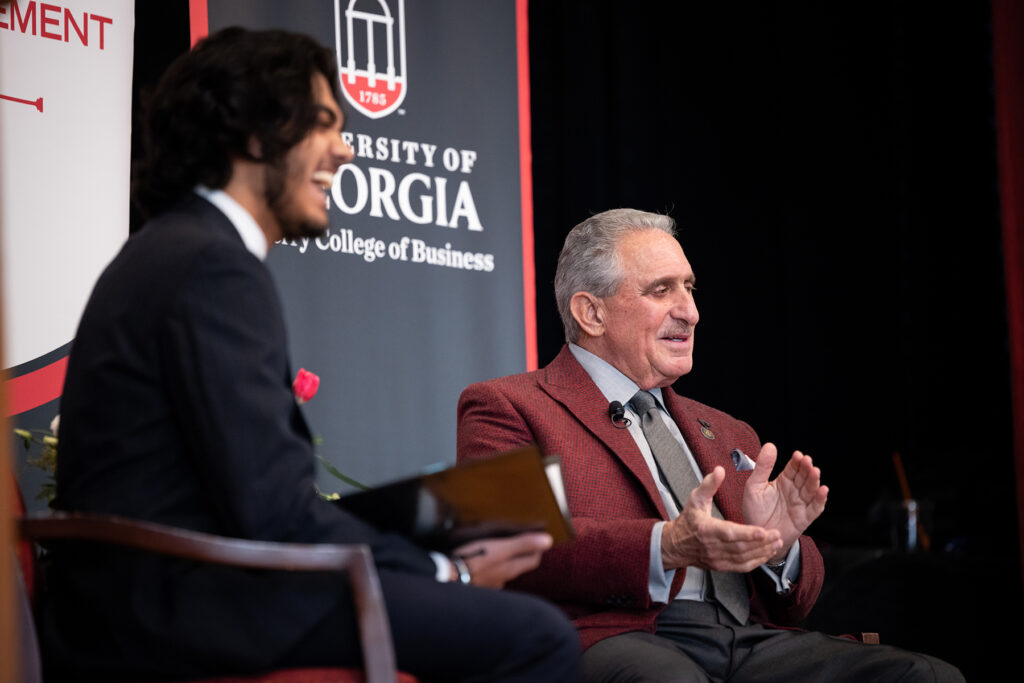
[{"xmin": 554, "ymin": 208, "xmax": 677, "ymax": 343}]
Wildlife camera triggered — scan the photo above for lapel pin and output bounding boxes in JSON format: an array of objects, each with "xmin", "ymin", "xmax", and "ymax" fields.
[{"xmin": 698, "ymin": 418, "xmax": 715, "ymax": 440}]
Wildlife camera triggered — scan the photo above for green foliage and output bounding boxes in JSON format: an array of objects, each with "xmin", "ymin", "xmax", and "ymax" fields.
[
  {"xmin": 13, "ymin": 419, "xmax": 367, "ymax": 505},
  {"xmin": 14, "ymin": 427, "xmax": 57, "ymax": 503},
  {"xmin": 315, "ymin": 453, "xmax": 369, "ymax": 493}
]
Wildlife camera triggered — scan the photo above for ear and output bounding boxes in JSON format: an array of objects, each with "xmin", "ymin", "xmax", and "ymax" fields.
[
  {"xmin": 570, "ymin": 292, "xmax": 606, "ymax": 338},
  {"xmin": 247, "ymin": 135, "xmax": 264, "ymax": 161}
]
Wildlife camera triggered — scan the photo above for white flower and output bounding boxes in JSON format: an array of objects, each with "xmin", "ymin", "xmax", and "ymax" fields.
[{"xmin": 50, "ymin": 414, "xmax": 60, "ymax": 435}]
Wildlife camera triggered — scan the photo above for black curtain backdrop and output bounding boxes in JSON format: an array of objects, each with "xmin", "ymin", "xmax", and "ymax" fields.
[
  {"xmin": 527, "ymin": 3, "xmax": 1018, "ymax": 676},
  {"xmin": 133, "ymin": 2, "xmax": 1018, "ymax": 677}
]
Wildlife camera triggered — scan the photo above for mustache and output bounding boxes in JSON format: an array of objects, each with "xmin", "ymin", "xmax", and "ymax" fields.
[{"xmin": 660, "ymin": 324, "xmax": 694, "ymax": 338}]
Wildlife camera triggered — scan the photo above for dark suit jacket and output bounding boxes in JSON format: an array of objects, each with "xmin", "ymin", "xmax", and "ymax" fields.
[
  {"xmin": 456, "ymin": 345, "xmax": 824, "ymax": 649},
  {"xmin": 43, "ymin": 194, "xmax": 435, "ymax": 680}
]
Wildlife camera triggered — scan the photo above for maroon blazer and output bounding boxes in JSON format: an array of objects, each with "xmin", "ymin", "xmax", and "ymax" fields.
[{"xmin": 457, "ymin": 345, "xmax": 824, "ymax": 649}]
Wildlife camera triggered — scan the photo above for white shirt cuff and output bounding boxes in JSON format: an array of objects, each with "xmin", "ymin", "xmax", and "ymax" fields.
[
  {"xmin": 759, "ymin": 540, "xmax": 802, "ymax": 593},
  {"xmin": 430, "ymin": 551, "xmax": 451, "ymax": 582},
  {"xmin": 649, "ymin": 521, "xmax": 675, "ymax": 602}
]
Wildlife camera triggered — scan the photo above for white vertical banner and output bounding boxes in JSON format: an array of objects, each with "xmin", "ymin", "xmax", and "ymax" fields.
[
  {"xmin": 1, "ymin": 0, "xmax": 134, "ymax": 508},
  {"xmin": 0, "ymin": 0, "xmax": 134, "ymax": 411}
]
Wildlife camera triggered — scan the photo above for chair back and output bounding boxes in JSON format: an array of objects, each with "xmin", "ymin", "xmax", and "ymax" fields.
[
  {"xmin": 8, "ymin": 470, "xmax": 34, "ymax": 597},
  {"xmin": 14, "ymin": 505, "xmax": 418, "ymax": 682},
  {"xmin": 8, "ymin": 470, "xmax": 42, "ymax": 683},
  {"xmin": 12, "ymin": 560, "xmax": 42, "ymax": 683}
]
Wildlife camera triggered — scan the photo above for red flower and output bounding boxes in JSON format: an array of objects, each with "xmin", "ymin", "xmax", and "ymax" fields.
[{"xmin": 292, "ymin": 368, "xmax": 320, "ymax": 404}]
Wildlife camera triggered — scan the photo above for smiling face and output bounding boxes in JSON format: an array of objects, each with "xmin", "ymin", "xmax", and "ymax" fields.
[
  {"xmin": 264, "ymin": 72, "xmax": 354, "ymax": 240},
  {"xmin": 578, "ymin": 229, "xmax": 699, "ymax": 389}
]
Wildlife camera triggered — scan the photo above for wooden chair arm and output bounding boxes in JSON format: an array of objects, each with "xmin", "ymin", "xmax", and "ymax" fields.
[{"xmin": 19, "ymin": 512, "xmax": 397, "ymax": 683}]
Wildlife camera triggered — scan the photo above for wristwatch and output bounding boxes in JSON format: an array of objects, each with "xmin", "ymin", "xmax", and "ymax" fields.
[{"xmin": 451, "ymin": 556, "xmax": 472, "ymax": 585}]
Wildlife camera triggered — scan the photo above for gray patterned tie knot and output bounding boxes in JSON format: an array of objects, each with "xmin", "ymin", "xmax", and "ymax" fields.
[{"xmin": 630, "ymin": 389, "xmax": 658, "ymax": 417}]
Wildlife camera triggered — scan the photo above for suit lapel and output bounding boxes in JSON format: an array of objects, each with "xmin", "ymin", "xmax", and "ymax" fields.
[
  {"xmin": 539, "ymin": 347, "xmax": 670, "ymax": 518},
  {"xmin": 183, "ymin": 194, "xmax": 315, "ymax": 443},
  {"xmin": 663, "ymin": 389, "xmax": 747, "ymax": 522}
]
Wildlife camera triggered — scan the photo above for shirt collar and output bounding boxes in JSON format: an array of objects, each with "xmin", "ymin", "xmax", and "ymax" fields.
[
  {"xmin": 568, "ymin": 343, "xmax": 665, "ymax": 409},
  {"xmin": 194, "ymin": 185, "xmax": 268, "ymax": 261}
]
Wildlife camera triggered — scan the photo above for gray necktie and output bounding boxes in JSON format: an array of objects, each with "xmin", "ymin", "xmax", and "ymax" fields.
[{"xmin": 630, "ymin": 390, "xmax": 750, "ymax": 624}]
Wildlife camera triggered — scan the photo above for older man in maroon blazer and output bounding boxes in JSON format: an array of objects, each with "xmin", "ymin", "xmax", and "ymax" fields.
[{"xmin": 457, "ymin": 209, "xmax": 963, "ymax": 682}]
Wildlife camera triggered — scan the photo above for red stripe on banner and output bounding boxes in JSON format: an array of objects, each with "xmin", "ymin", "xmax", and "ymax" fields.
[
  {"xmin": 189, "ymin": 0, "xmax": 209, "ymax": 46},
  {"xmin": 5, "ymin": 356, "xmax": 68, "ymax": 416},
  {"xmin": 517, "ymin": 0, "xmax": 538, "ymax": 371},
  {"xmin": 991, "ymin": 0, "xmax": 1024, "ymax": 591}
]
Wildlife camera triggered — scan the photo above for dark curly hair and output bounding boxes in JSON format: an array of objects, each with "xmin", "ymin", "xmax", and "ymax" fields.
[{"xmin": 132, "ymin": 26, "xmax": 341, "ymax": 219}]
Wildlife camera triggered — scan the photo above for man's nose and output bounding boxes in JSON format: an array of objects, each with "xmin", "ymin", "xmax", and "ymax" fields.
[{"xmin": 672, "ymin": 290, "xmax": 699, "ymax": 326}]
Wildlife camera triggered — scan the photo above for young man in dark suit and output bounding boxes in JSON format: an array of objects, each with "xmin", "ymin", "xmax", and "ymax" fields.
[
  {"xmin": 42, "ymin": 27, "xmax": 579, "ymax": 683},
  {"xmin": 457, "ymin": 208, "xmax": 963, "ymax": 682}
]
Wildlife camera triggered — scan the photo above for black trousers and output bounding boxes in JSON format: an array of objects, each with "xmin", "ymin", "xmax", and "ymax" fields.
[
  {"xmin": 581, "ymin": 600, "xmax": 963, "ymax": 683},
  {"xmin": 283, "ymin": 568, "xmax": 582, "ymax": 682}
]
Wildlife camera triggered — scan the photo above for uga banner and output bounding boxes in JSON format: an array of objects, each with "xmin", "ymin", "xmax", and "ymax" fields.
[{"xmin": 202, "ymin": 0, "xmax": 535, "ymax": 487}]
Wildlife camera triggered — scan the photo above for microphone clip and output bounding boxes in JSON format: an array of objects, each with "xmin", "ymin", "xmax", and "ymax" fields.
[{"xmin": 608, "ymin": 401, "xmax": 631, "ymax": 429}]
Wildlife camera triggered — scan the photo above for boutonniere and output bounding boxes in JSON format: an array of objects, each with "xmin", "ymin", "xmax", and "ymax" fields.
[
  {"xmin": 292, "ymin": 368, "xmax": 320, "ymax": 404},
  {"xmin": 292, "ymin": 368, "xmax": 369, "ymax": 493}
]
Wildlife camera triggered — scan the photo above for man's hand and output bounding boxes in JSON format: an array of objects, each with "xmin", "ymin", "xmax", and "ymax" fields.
[
  {"xmin": 661, "ymin": 466, "xmax": 783, "ymax": 572},
  {"xmin": 450, "ymin": 532, "xmax": 553, "ymax": 589},
  {"xmin": 742, "ymin": 443, "xmax": 829, "ymax": 563}
]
